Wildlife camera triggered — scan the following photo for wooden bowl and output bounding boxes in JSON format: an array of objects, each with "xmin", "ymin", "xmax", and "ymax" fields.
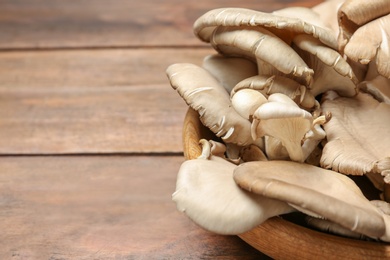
[{"xmin": 182, "ymin": 107, "xmax": 390, "ymax": 259}]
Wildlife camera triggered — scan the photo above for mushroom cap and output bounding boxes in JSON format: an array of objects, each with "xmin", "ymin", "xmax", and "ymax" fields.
[
  {"xmin": 210, "ymin": 26, "xmax": 313, "ymax": 86},
  {"xmin": 320, "ymin": 91, "xmax": 390, "ymax": 188},
  {"xmin": 202, "ymin": 54, "xmax": 258, "ymax": 93},
  {"xmin": 231, "ymin": 89, "xmax": 267, "ymax": 120},
  {"xmin": 172, "ymin": 157, "xmax": 294, "ymax": 235},
  {"xmin": 166, "ymin": 63, "xmax": 253, "ymax": 146},
  {"xmin": 233, "ymin": 160, "xmax": 386, "ymax": 238},
  {"xmin": 342, "ymin": 14, "xmax": 390, "ymax": 79},
  {"xmin": 338, "ymin": 0, "xmax": 390, "ymax": 51},
  {"xmin": 193, "ymin": 7, "xmax": 338, "ymax": 49}
]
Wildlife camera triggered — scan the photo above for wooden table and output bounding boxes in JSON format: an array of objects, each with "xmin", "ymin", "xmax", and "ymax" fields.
[{"xmin": 0, "ymin": 0, "xmax": 322, "ymax": 258}]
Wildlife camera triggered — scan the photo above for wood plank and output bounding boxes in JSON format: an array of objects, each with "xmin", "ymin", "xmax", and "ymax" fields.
[
  {"xmin": 0, "ymin": 155, "xmax": 269, "ymax": 259},
  {"xmin": 0, "ymin": 48, "xmax": 214, "ymax": 154},
  {"xmin": 0, "ymin": 0, "xmax": 323, "ymax": 49},
  {"xmin": 0, "ymin": 48, "xmax": 213, "ymax": 88},
  {"xmin": 0, "ymin": 84, "xmax": 189, "ymax": 154}
]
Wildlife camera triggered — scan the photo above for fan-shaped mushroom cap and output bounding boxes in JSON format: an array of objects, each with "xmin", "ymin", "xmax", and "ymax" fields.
[
  {"xmin": 251, "ymin": 93, "xmax": 313, "ymax": 162},
  {"xmin": 202, "ymin": 54, "xmax": 258, "ymax": 93},
  {"xmin": 338, "ymin": 0, "xmax": 390, "ymax": 52},
  {"xmin": 233, "ymin": 160, "xmax": 386, "ymax": 238},
  {"xmin": 193, "ymin": 7, "xmax": 338, "ymax": 49},
  {"xmin": 292, "ymin": 34, "xmax": 359, "ymax": 97},
  {"xmin": 166, "ymin": 63, "xmax": 252, "ymax": 146},
  {"xmin": 172, "ymin": 156, "xmax": 294, "ymax": 235},
  {"xmin": 210, "ymin": 26, "xmax": 313, "ymax": 86},
  {"xmin": 320, "ymin": 91, "xmax": 390, "ymax": 189}
]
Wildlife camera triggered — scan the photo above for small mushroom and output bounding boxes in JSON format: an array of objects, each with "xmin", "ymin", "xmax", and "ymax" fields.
[
  {"xmin": 231, "ymin": 88, "xmax": 268, "ymax": 121},
  {"xmin": 172, "ymin": 141, "xmax": 294, "ymax": 235},
  {"xmin": 231, "ymin": 75, "xmax": 316, "ymax": 109},
  {"xmin": 166, "ymin": 63, "xmax": 253, "ymax": 146},
  {"xmin": 233, "ymin": 160, "xmax": 386, "ymax": 239},
  {"xmin": 251, "ymin": 93, "xmax": 313, "ymax": 162},
  {"xmin": 202, "ymin": 54, "xmax": 258, "ymax": 93}
]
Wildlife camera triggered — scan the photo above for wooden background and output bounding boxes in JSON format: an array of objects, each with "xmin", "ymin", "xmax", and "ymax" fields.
[{"xmin": 0, "ymin": 0, "xmax": 322, "ymax": 258}]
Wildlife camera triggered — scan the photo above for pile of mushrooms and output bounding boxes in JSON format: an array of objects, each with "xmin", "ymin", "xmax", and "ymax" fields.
[{"xmin": 167, "ymin": 0, "xmax": 390, "ymax": 241}]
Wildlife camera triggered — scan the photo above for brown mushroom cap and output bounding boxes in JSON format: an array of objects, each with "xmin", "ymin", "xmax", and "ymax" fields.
[{"xmin": 233, "ymin": 160, "xmax": 386, "ymax": 238}]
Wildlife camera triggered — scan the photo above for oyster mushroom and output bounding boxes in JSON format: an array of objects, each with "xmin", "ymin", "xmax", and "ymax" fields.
[
  {"xmin": 231, "ymin": 88, "xmax": 267, "ymax": 121},
  {"xmin": 338, "ymin": 0, "xmax": 390, "ymax": 51},
  {"xmin": 320, "ymin": 91, "xmax": 390, "ymax": 190},
  {"xmin": 166, "ymin": 63, "xmax": 252, "ymax": 146},
  {"xmin": 193, "ymin": 7, "xmax": 338, "ymax": 49},
  {"xmin": 233, "ymin": 160, "xmax": 386, "ymax": 239},
  {"xmin": 210, "ymin": 26, "xmax": 313, "ymax": 86},
  {"xmin": 251, "ymin": 93, "xmax": 313, "ymax": 162},
  {"xmin": 231, "ymin": 75, "xmax": 316, "ymax": 109},
  {"xmin": 172, "ymin": 140, "xmax": 294, "ymax": 235},
  {"xmin": 202, "ymin": 54, "xmax": 258, "ymax": 93},
  {"xmin": 338, "ymin": 0, "xmax": 390, "ymax": 78},
  {"xmin": 343, "ymin": 14, "xmax": 390, "ymax": 79}
]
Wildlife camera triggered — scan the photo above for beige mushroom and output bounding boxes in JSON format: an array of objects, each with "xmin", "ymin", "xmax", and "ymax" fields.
[
  {"xmin": 251, "ymin": 93, "xmax": 313, "ymax": 162},
  {"xmin": 231, "ymin": 88, "xmax": 268, "ymax": 121},
  {"xmin": 193, "ymin": 7, "xmax": 338, "ymax": 49},
  {"xmin": 233, "ymin": 160, "xmax": 386, "ymax": 238},
  {"xmin": 202, "ymin": 54, "xmax": 258, "ymax": 93},
  {"xmin": 166, "ymin": 63, "xmax": 253, "ymax": 146},
  {"xmin": 210, "ymin": 26, "xmax": 313, "ymax": 86},
  {"xmin": 320, "ymin": 91, "xmax": 390, "ymax": 191},
  {"xmin": 343, "ymin": 14, "xmax": 390, "ymax": 79},
  {"xmin": 172, "ymin": 140, "xmax": 294, "ymax": 235},
  {"xmin": 231, "ymin": 75, "xmax": 316, "ymax": 109},
  {"xmin": 338, "ymin": 0, "xmax": 390, "ymax": 52}
]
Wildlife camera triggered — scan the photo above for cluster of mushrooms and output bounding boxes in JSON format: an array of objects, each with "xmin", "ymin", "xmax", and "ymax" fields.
[{"xmin": 166, "ymin": 0, "xmax": 390, "ymax": 241}]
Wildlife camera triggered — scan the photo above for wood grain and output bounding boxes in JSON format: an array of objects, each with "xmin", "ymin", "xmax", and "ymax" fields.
[
  {"xmin": 0, "ymin": 84, "xmax": 189, "ymax": 154},
  {"xmin": 0, "ymin": 48, "xmax": 213, "ymax": 88},
  {"xmin": 0, "ymin": 155, "xmax": 268, "ymax": 259},
  {"xmin": 0, "ymin": 0, "xmax": 323, "ymax": 49}
]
